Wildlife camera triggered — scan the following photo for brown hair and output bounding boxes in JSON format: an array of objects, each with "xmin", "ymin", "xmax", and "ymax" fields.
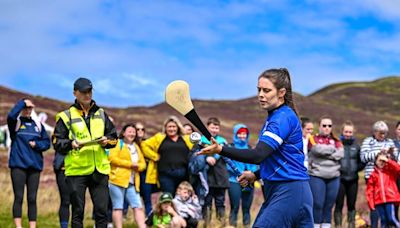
[
  {"xmin": 319, "ymin": 116, "xmax": 340, "ymax": 142},
  {"xmin": 153, "ymin": 195, "xmax": 177, "ymax": 216},
  {"xmin": 341, "ymin": 120, "xmax": 355, "ymax": 132},
  {"xmin": 119, "ymin": 123, "xmax": 143, "ymax": 145},
  {"xmin": 207, "ymin": 117, "xmax": 221, "ymax": 126},
  {"xmin": 301, "ymin": 117, "xmax": 313, "ymax": 128},
  {"xmin": 258, "ymin": 68, "xmax": 298, "ymax": 116}
]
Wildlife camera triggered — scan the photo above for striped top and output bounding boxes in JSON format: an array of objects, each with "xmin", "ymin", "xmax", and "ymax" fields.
[{"xmin": 360, "ymin": 136, "xmax": 397, "ymax": 179}]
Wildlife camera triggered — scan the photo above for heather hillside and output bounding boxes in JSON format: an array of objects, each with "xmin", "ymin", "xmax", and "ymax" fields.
[{"xmin": 1, "ymin": 76, "xmax": 400, "ymax": 142}]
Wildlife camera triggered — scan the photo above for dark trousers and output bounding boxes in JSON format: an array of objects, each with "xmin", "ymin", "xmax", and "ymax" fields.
[
  {"xmin": 55, "ymin": 170, "xmax": 71, "ymax": 228},
  {"xmin": 228, "ymin": 182, "xmax": 254, "ymax": 226},
  {"xmin": 309, "ymin": 176, "xmax": 340, "ymax": 224},
  {"xmin": 334, "ymin": 178, "xmax": 358, "ymax": 213},
  {"xmin": 253, "ymin": 180, "xmax": 313, "ymax": 227},
  {"xmin": 204, "ymin": 187, "xmax": 226, "ymax": 217},
  {"xmin": 11, "ymin": 168, "xmax": 40, "ymax": 221},
  {"xmin": 139, "ymin": 170, "xmax": 155, "ymax": 216},
  {"xmin": 158, "ymin": 167, "xmax": 188, "ymax": 196},
  {"xmin": 66, "ymin": 171, "xmax": 109, "ymax": 228}
]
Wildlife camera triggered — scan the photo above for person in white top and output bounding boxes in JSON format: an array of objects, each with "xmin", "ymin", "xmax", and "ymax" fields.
[
  {"xmin": 301, "ymin": 117, "xmax": 314, "ymax": 169},
  {"xmin": 108, "ymin": 124, "xmax": 147, "ymax": 228}
]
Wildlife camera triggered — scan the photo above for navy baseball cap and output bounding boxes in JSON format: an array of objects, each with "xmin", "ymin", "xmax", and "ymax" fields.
[{"xmin": 74, "ymin": 77, "xmax": 93, "ymax": 92}]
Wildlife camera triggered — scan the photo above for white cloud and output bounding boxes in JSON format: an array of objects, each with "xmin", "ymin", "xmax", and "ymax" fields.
[
  {"xmin": 0, "ymin": 0, "xmax": 399, "ymax": 106},
  {"xmin": 362, "ymin": 0, "xmax": 400, "ymax": 20},
  {"xmin": 121, "ymin": 74, "xmax": 158, "ymax": 87}
]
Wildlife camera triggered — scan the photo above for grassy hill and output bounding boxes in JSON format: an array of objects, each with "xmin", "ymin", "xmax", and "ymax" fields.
[
  {"xmin": 2, "ymin": 77, "xmax": 399, "ymax": 226},
  {"xmin": 1, "ymin": 76, "xmax": 400, "ymax": 141}
]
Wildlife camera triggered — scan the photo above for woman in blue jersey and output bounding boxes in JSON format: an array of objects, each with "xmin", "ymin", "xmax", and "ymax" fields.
[{"xmin": 198, "ymin": 68, "xmax": 313, "ymax": 227}]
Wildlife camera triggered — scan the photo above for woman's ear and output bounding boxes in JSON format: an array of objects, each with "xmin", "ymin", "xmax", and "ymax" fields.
[{"xmin": 278, "ymin": 88, "xmax": 286, "ymax": 99}]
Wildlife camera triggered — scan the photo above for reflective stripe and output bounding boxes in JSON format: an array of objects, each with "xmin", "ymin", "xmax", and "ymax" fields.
[
  {"xmin": 263, "ymin": 131, "xmax": 283, "ymax": 145},
  {"xmin": 70, "ymin": 118, "xmax": 82, "ymax": 124},
  {"xmin": 57, "ymin": 106, "xmax": 109, "ymax": 176}
]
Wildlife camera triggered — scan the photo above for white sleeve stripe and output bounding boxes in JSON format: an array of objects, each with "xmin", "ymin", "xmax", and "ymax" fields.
[{"xmin": 262, "ymin": 131, "xmax": 283, "ymax": 145}]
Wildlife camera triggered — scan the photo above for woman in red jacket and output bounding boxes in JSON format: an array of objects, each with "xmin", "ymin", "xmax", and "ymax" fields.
[{"xmin": 366, "ymin": 151, "xmax": 400, "ymax": 227}]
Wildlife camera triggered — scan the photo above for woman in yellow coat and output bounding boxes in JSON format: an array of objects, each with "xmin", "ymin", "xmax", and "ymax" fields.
[
  {"xmin": 109, "ymin": 123, "xmax": 146, "ymax": 228},
  {"xmin": 142, "ymin": 116, "xmax": 193, "ymax": 195}
]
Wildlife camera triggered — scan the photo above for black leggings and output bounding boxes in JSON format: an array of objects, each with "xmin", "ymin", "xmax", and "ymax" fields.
[
  {"xmin": 11, "ymin": 168, "xmax": 40, "ymax": 221},
  {"xmin": 55, "ymin": 170, "xmax": 70, "ymax": 224},
  {"xmin": 334, "ymin": 179, "xmax": 358, "ymax": 212}
]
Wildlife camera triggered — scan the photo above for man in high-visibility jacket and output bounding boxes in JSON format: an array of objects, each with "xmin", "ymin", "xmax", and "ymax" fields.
[{"xmin": 53, "ymin": 77, "xmax": 117, "ymax": 228}]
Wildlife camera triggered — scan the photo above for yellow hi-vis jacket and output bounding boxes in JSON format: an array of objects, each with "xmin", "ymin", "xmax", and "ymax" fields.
[{"xmin": 56, "ymin": 106, "xmax": 110, "ymax": 176}]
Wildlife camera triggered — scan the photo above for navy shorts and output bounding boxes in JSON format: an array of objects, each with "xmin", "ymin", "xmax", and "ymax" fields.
[{"xmin": 253, "ymin": 180, "xmax": 313, "ymax": 228}]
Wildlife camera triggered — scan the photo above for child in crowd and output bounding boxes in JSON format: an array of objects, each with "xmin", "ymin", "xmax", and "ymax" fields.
[
  {"xmin": 146, "ymin": 192, "xmax": 186, "ymax": 228},
  {"xmin": 366, "ymin": 150, "xmax": 400, "ymax": 228},
  {"xmin": 227, "ymin": 124, "xmax": 258, "ymax": 227},
  {"xmin": 201, "ymin": 117, "xmax": 229, "ymax": 226},
  {"xmin": 173, "ymin": 181, "xmax": 202, "ymax": 228}
]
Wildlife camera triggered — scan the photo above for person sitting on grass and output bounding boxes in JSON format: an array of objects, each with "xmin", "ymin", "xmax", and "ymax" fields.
[
  {"xmin": 173, "ymin": 181, "xmax": 202, "ymax": 228},
  {"xmin": 146, "ymin": 192, "xmax": 186, "ymax": 228}
]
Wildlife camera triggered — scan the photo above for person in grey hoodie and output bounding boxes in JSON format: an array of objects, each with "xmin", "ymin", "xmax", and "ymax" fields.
[
  {"xmin": 172, "ymin": 181, "xmax": 202, "ymax": 228},
  {"xmin": 308, "ymin": 116, "xmax": 344, "ymax": 228}
]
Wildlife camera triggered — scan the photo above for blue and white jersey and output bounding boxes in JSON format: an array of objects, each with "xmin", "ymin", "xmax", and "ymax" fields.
[{"xmin": 258, "ymin": 105, "xmax": 309, "ymax": 181}]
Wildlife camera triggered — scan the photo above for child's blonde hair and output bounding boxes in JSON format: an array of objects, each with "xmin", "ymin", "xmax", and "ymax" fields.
[{"xmin": 176, "ymin": 181, "xmax": 195, "ymax": 196}]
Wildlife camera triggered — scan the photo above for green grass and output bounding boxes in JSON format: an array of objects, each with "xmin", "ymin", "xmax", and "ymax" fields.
[
  {"xmin": 0, "ymin": 212, "xmax": 72, "ymax": 228},
  {"xmin": 0, "ymin": 150, "xmax": 370, "ymax": 227}
]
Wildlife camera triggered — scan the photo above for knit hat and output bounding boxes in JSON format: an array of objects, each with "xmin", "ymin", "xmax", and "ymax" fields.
[
  {"xmin": 159, "ymin": 192, "xmax": 173, "ymax": 204},
  {"xmin": 237, "ymin": 128, "xmax": 248, "ymax": 135}
]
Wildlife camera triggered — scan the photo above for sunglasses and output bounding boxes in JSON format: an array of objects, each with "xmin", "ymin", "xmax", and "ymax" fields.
[
  {"xmin": 137, "ymin": 128, "xmax": 145, "ymax": 131},
  {"xmin": 322, "ymin": 124, "xmax": 332, "ymax": 128}
]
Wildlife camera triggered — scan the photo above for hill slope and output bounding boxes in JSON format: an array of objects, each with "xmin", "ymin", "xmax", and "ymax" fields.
[{"xmin": 1, "ymin": 76, "xmax": 400, "ymax": 142}]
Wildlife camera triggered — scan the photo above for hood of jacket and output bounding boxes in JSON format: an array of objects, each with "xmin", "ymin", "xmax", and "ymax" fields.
[{"xmin": 232, "ymin": 123, "xmax": 249, "ymax": 149}]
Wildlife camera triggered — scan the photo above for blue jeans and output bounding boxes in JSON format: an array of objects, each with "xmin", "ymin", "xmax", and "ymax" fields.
[
  {"xmin": 309, "ymin": 176, "xmax": 340, "ymax": 224},
  {"xmin": 139, "ymin": 170, "xmax": 155, "ymax": 216},
  {"xmin": 253, "ymin": 180, "xmax": 313, "ymax": 227},
  {"xmin": 376, "ymin": 203, "xmax": 400, "ymax": 227},
  {"xmin": 159, "ymin": 167, "xmax": 188, "ymax": 196},
  {"xmin": 228, "ymin": 182, "xmax": 254, "ymax": 226}
]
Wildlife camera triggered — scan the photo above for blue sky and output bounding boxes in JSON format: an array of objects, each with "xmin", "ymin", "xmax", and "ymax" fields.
[{"xmin": 1, "ymin": 0, "xmax": 399, "ymax": 107}]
